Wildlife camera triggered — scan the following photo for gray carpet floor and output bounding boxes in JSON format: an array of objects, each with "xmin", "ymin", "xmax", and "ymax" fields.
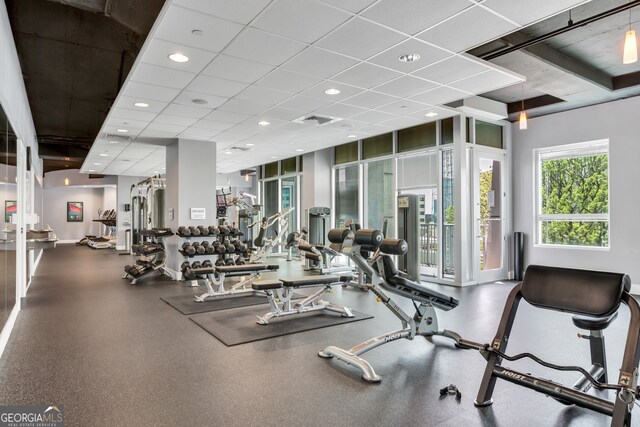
[{"xmin": 0, "ymin": 244, "xmax": 633, "ymax": 427}]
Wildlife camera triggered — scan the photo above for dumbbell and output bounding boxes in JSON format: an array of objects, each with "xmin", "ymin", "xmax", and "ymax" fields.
[
  {"xmin": 201, "ymin": 241, "xmax": 215, "ymax": 254},
  {"xmin": 182, "ymin": 242, "xmax": 196, "ymax": 255},
  {"xmin": 218, "ymin": 225, "xmax": 230, "ymax": 235},
  {"xmin": 192, "ymin": 242, "xmax": 206, "ymax": 254},
  {"xmin": 178, "ymin": 226, "xmax": 191, "ymax": 236},
  {"xmin": 235, "ymin": 256, "xmax": 246, "ymax": 265},
  {"xmin": 208, "ymin": 226, "xmax": 219, "ymax": 236},
  {"xmin": 225, "ymin": 258, "xmax": 235, "ymax": 266},
  {"xmin": 213, "ymin": 242, "xmax": 226, "ymax": 254},
  {"xmin": 232, "ymin": 240, "xmax": 248, "ymax": 253},
  {"xmin": 222, "ymin": 242, "xmax": 234, "ymax": 253},
  {"xmin": 197, "ymin": 225, "xmax": 209, "ymax": 236},
  {"xmin": 191, "ymin": 261, "xmax": 202, "ymax": 270},
  {"xmin": 181, "ymin": 261, "xmax": 191, "ymax": 272},
  {"xmin": 215, "ymin": 258, "xmax": 225, "ymax": 267},
  {"xmin": 189, "ymin": 226, "xmax": 201, "ymax": 236},
  {"xmin": 202, "ymin": 260, "xmax": 213, "ymax": 269}
]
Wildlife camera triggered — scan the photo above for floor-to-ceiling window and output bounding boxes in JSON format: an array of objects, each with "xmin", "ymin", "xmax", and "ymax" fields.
[
  {"xmin": 364, "ymin": 159, "xmax": 394, "ymax": 236},
  {"xmin": 334, "ymin": 165, "xmax": 359, "ymax": 229}
]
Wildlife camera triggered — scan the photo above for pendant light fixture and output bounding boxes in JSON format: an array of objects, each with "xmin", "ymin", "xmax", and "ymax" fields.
[
  {"xmin": 519, "ymin": 84, "xmax": 527, "ymax": 130},
  {"xmin": 623, "ymin": 9, "xmax": 637, "ymax": 64}
]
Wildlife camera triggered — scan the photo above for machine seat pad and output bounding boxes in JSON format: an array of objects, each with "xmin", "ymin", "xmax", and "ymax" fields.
[
  {"xmin": 521, "ymin": 265, "xmax": 631, "ymax": 317},
  {"xmin": 387, "ymin": 275, "xmax": 460, "ymax": 308},
  {"xmin": 252, "ymin": 280, "xmax": 283, "ymax": 290},
  {"xmin": 215, "ymin": 264, "xmax": 278, "ymax": 273},
  {"xmin": 280, "ymin": 275, "xmax": 349, "ymax": 288},
  {"xmin": 572, "ymin": 312, "xmax": 619, "ymax": 331},
  {"xmin": 304, "ymin": 253, "xmax": 322, "ymax": 261}
]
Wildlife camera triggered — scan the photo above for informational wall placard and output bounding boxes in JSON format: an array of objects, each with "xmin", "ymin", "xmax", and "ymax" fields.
[{"xmin": 190, "ymin": 208, "xmax": 206, "ymax": 220}]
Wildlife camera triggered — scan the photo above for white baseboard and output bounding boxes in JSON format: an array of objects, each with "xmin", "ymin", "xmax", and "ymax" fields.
[
  {"xmin": 116, "ymin": 245, "xmax": 126, "ymax": 251},
  {"xmin": 0, "ymin": 304, "xmax": 19, "ymax": 361},
  {"xmin": 57, "ymin": 239, "xmax": 77, "ymax": 244},
  {"xmin": 631, "ymin": 284, "xmax": 640, "ymax": 295}
]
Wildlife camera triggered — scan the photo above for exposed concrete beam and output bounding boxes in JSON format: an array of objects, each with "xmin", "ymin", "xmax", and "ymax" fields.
[
  {"xmin": 506, "ymin": 94, "xmax": 566, "ymax": 115},
  {"xmin": 501, "ymin": 32, "xmax": 613, "ymax": 91}
]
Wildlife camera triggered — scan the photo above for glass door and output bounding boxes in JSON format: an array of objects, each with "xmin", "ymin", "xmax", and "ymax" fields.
[{"xmin": 473, "ymin": 150, "xmax": 506, "ymax": 283}]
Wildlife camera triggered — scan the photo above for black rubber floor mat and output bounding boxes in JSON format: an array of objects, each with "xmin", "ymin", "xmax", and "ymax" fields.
[
  {"xmin": 189, "ymin": 305, "xmax": 373, "ymax": 346},
  {"xmin": 161, "ymin": 292, "xmax": 303, "ymax": 315}
]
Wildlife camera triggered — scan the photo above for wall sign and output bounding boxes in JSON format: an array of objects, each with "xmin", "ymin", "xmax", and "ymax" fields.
[{"xmin": 190, "ymin": 208, "xmax": 206, "ymax": 220}]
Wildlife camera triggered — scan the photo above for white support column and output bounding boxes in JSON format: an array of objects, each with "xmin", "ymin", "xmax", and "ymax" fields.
[{"xmin": 453, "ymin": 116, "xmax": 475, "ymax": 286}]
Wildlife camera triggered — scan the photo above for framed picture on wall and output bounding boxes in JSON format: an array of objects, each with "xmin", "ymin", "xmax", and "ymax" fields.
[
  {"xmin": 4, "ymin": 201, "xmax": 16, "ymax": 222},
  {"xmin": 67, "ymin": 201, "xmax": 83, "ymax": 222}
]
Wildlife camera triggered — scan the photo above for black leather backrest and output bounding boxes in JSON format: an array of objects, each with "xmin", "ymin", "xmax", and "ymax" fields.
[
  {"xmin": 521, "ymin": 265, "xmax": 631, "ymax": 317},
  {"xmin": 373, "ymin": 255, "xmax": 398, "ymax": 280}
]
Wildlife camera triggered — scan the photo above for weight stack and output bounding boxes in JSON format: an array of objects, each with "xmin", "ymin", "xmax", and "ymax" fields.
[{"xmin": 513, "ymin": 232, "xmax": 524, "ymax": 282}]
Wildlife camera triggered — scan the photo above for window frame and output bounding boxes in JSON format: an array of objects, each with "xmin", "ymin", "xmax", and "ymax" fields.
[{"xmin": 534, "ymin": 139, "xmax": 610, "ymax": 250}]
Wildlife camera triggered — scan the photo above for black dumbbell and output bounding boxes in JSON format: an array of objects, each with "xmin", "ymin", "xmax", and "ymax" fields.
[
  {"xmin": 189, "ymin": 226, "xmax": 201, "ymax": 236},
  {"xmin": 178, "ymin": 226, "xmax": 191, "ymax": 236},
  {"xmin": 225, "ymin": 258, "xmax": 235, "ymax": 266},
  {"xmin": 235, "ymin": 256, "xmax": 246, "ymax": 265},
  {"xmin": 181, "ymin": 261, "xmax": 191, "ymax": 272},
  {"xmin": 197, "ymin": 225, "xmax": 209, "ymax": 236},
  {"xmin": 202, "ymin": 260, "xmax": 213, "ymax": 268},
  {"xmin": 218, "ymin": 225, "xmax": 230, "ymax": 235},
  {"xmin": 182, "ymin": 242, "xmax": 196, "ymax": 255},
  {"xmin": 191, "ymin": 261, "xmax": 202, "ymax": 269},
  {"xmin": 224, "ymin": 242, "xmax": 235, "ymax": 252},
  {"xmin": 213, "ymin": 242, "xmax": 226, "ymax": 254},
  {"xmin": 192, "ymin": 242, "xmax": 205, "ymax": 254},
  {"xmin": 201, "ymin": 242, "xmax": 215, "ymax": 254},
  {"xmin": 232, "ymin": 240, "xmax": 248, "ymax": 253},
  {"xmin": 124, "ymin": 265, "xmax": 133, "ymax": 274},
  {"xmin": 215, "ymin": 258, "xmax": 225, "ymax": 266},
  {"xmin": 208, "ymin": 226, "xmax": 219, "ymax": 236}
]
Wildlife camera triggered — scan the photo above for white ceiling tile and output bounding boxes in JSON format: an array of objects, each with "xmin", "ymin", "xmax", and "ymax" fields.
[
  {"xmin": 282, "ymin": 46, "xmax": 359, "ymax": 79},
  {"xmin": 417, "ymin": 6, "xmax": 518, "ymax": 53},
  {"xmin": 362, "ymin": 0, "xmax": 472, "ymax": 35},
  {"xmin": 121, "ymin": 82, "xmax": 180, "ymax": 102},
  {"xmin": 185, "ymin": 75, "xmax": 249, "ymax": 97},
  {"xmin": 379, "ymin": 116, "xmax": 424, "ymax": 130},
  {"xmin": 235, "ymin": 86, "xmax": 294, "ymax": 106},
  {"xmin": 277, "ymin": 95, "xmax": 333, "ymax": 112},
  {"xmin": 257, "ymin": 69, "xmax": 322, "ymax": 93},
  {"xmin": 140, "ymin": 39, "xmax": 217, "ymax": 74},
  {"xmin": 138, "ymin": 129, "xmax": 179, "ymax": 138},
  {"xmin": 332, "ymin": 62, "xmax": 403, "ymax": 89},
  {"xmin": 448, "ymin": 69, "xmax": 523, "ymax": 93},
  {"xmin": 223, "ymin": 27, "xmax": 307, "ymax": 66},
  {"xmin": 368, "ymin": 39, "xmax": 452, "ymax": 73},
  {"xmin": 373, "ymin": 75, "xmax": 438, "ymax": 98},
  {"xmin": 129, "ymin": 63, "xmax": 196, "ymax": 89},
  {"xmin": 314, "ymin": 103, "xmax": 368, "ymax": 119},
  {"xmin": 162, "ymin": 103, "xmax": 212, "ymax": 119},
  {"xmin": 103, "ymin": 126, "xmax": 143, "ymax": 136},
  {"xmin": 482, "ymin": 0, "xmax": 586, "ymax": 26},
  {"xmin": 172, "ymin": 91, "xmax": 227, "ymax": 109},
  {"xmin": 341, "ymin": 91, "xmax": 398, "ymax": 109},
  {"xmin": 172, "ymin": 0, "xmax": 272, "ymax": 25},
  {"xmin": 350, "ymin": 110, "xmax": 397, "ymax": 124},
  {"xmin": 106, "ymin": 117, "xmax": 149, "ymax": 129},
  {"xmin": 154, "ymin": 4, "xmax": 243, "ymax": 52},
  {"xmin": 204, "ymin": 109, "xmax": 252, "ymax": 124},
  {"xmin": 153, "ymin": 114, "xmax": 198, "ymax": 126},
  {"xmin": 218, "ymin": 99, "xmax": 268, "ymax": 115},
  {"xmin": 376, "ymin": 99, "xmax": 431, "ymax": 115},
  {"xmin": 315, "ymin": 17, "xmax": 407, "ymax": 60},
  {"xmin": 317, "ymin": 0, "xmax": 376, "ymax": 13},
  {"xmin": 408, "ymin": 106, "xmax": 458, "ymax": 122},
  {"xmin": 353, "ymin": 123, "xmax": 394, "ymax": 135},
  {"xmin": 110, "ymin": 108, "xmax": 158, "ymax": 122},
  {"xmin": 237, "ymin": 118, "xmax": 288, "ymax": 132},
  {"xmin": 252, "ymin": 0, "xmax": 350, "ymax": 43},
  {"xmin": 201, "ymin": 54, "xmax": 275, "ymax": 84},
  {"xmin": 411, "ymin": 54, "xmax": 491, "ymax": 84},
  {"xmin": 259, "ymin": 107, "xmax": 307, "ymax": 121},
  {"xmin": 178, "ymin": 128, "xmax": 219, "ymax": 140},
  {"xmin": 300, "ymin": 81, "xmax": 364, "ymax": 101},
  {"xmin": 410, "ymin": 86, "xmax": 471, "ymax": 105},
  {"xmin": 191, "ymin": 119, "xmax": 235, "ymax": 131}
]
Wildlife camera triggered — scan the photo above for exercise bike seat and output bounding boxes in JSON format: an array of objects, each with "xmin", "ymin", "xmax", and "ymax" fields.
[{"xmin": 572, "ymin": 312, "xmax": 618, "ymax": 331}]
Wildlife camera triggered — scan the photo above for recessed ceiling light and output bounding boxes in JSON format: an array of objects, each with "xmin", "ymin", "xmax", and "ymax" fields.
[
  {"xmin": 116, "ymin": 129, "xmax": 128, "ymax": 133},
  {"xmin": 246, "ymin": 143, "xmax": 255, "ymax": 147},
  {"xmin": 258, "ymin": 121, "xmax": 270, "ymax": 126},
  {"xmin": 295, "ymin": 149, "xmax": 304, "ymax": 152},
  {"xmin": 191, "ymin": 29, "xmax": 203, "ymax": 36},
  {"xmin": 324, "ymin": 88, "xmax": 341, "ymax": 95},
  {"xmin": 168, "ymin": 52, "xmax": 189, "ymax": 63},
  {"xmin": 192, "ymin": 98, "xmax": 208, "ymax": 105},
  {"xmin": 99, "ymin": 153, "xmax": 109, "ymax": 157},
  {"xmin": 348, "ymin": 134, "xmax": 357, "ymax": 138},
  {"xmin": 225, "ymin": 151, "xmax": 232, "ymax": 155},
  {"xmin": 271, "ymin": 156, "xmax": 278, "ymax": 159},
  {"xmin": 425, "ymin": 112, "xmax": 438, "ymax": 117},
  {"xmin": 88, "ymin": 169, "xmax": 95, "ymax": 172},
  {"xmin": 134, "ymin": 102, "xmax": 149, "ymax": 108},
  {"xmin": 399, "ymin": 53, "xmax": 421, "ymax": 63},
  {"xmin": 153, "ymin": 171, "xmax": 159, "ymax": 174},
  {"xmin": 109, "ymin": 140, "xmax": 119, "ymax": 144},
  {"xmin": 93, "ymin": 162, "xmax": 102, "ymax": 166}
]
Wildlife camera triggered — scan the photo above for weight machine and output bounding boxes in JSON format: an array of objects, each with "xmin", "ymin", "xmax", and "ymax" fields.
[{"xmin": 130, "ymin": 176, "xmax": 165, "ymax": 250}]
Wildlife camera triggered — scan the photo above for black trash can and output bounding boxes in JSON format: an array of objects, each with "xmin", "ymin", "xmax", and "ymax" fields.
[{"xmin": 513, "ymin": 232, "xmax": 524, "ymax": 281}]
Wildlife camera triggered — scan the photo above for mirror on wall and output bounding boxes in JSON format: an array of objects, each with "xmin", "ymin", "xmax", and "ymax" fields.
[{"xmin": 0, "ymin": 104, "xmax": 17, "ymax": 330}]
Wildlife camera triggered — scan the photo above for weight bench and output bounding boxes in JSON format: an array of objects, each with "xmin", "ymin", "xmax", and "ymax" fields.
[
  {"xmin": 194, "ymin": 264, "xmax": 279, "ymax": 302},
  {"xmin": 445, "ymin": 264, "xmax": 639, "ymax": 427},
  {"xmin": 251, "ymin": 275, "xmax": 354, "ymax": 325}
]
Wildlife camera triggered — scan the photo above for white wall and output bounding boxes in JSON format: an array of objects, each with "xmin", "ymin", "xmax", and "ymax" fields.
[
  {"xmin": 512, "ymin": 96, "xmax": 640, "ymax": 285},
  {"xmin": 44, "ymin": 169, "xmax": 117, "ymax": 189},
  {"xmin": 42, "ymin": 187, "xmax": 106, "ymax": 241}
]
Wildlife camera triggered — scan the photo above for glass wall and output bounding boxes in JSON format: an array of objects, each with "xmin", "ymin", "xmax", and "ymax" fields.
[
  {"xmin": 364, "ymin": 159, "xmax": 393, "ymax": 236},
  {"xmin": 442, "ymin": 149, "xmax": 455, "ymax": 278},
  {"xmin": 280, "ymin": 176, "xmax": 297, "ymax": 232},
  {"xmin": 0, "ymin": 104, "xmax": 17, "ymax": 331},
  {"xmin": 334, "ymin": 165, "xmax": 359, "ymax": 228}
]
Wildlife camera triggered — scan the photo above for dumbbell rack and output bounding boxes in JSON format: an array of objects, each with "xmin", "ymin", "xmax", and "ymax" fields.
[
  {"xmin": 176, "ymin": 226, "xmax": 248, "ymax": 286},
  {"xmin": 123, "ymin": 228, "xmax": 174, "ymax": 285}
]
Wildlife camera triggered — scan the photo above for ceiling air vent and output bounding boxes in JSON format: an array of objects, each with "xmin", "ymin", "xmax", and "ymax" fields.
[
  {"xmin": 102, "ymin": 133, "xmax": 133, "ymax": 141},
  {"xmin": 292, "ymin": 114, "xmax": 342, "ymax": 125},
  {"xmin": 228, "ymin": 146, "xmax": 251, "ymax": 152}
]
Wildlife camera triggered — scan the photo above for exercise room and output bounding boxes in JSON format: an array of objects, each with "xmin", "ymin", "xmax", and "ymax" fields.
[{"xmin": 0, "ymin": 0, "xmax": 639, "ymax": 426}]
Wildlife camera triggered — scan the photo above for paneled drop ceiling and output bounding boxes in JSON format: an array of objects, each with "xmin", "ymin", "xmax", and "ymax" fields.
[{"xmin": 83, "ymin": 0, "xmax": 590, "ymax": 176}]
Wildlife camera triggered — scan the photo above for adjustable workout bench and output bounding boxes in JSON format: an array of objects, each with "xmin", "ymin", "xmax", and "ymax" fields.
[
  {"xmin": 251, "ymin": 275, "xmax": 354, "ymax": 325},
  {"xmin": 193, "ymin": 264, "xmax": 279, "ymax": 302},
  {"xmin": 297, "ymin": 242, "xmax": 354, "ymax": 275},
  {"xmin": 446, "ymin": 265, "xmax": 639, "ymax": 427},
  {"xmin": 319, "ymin": 228, "xmax": 459, "ymax": 382}
]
